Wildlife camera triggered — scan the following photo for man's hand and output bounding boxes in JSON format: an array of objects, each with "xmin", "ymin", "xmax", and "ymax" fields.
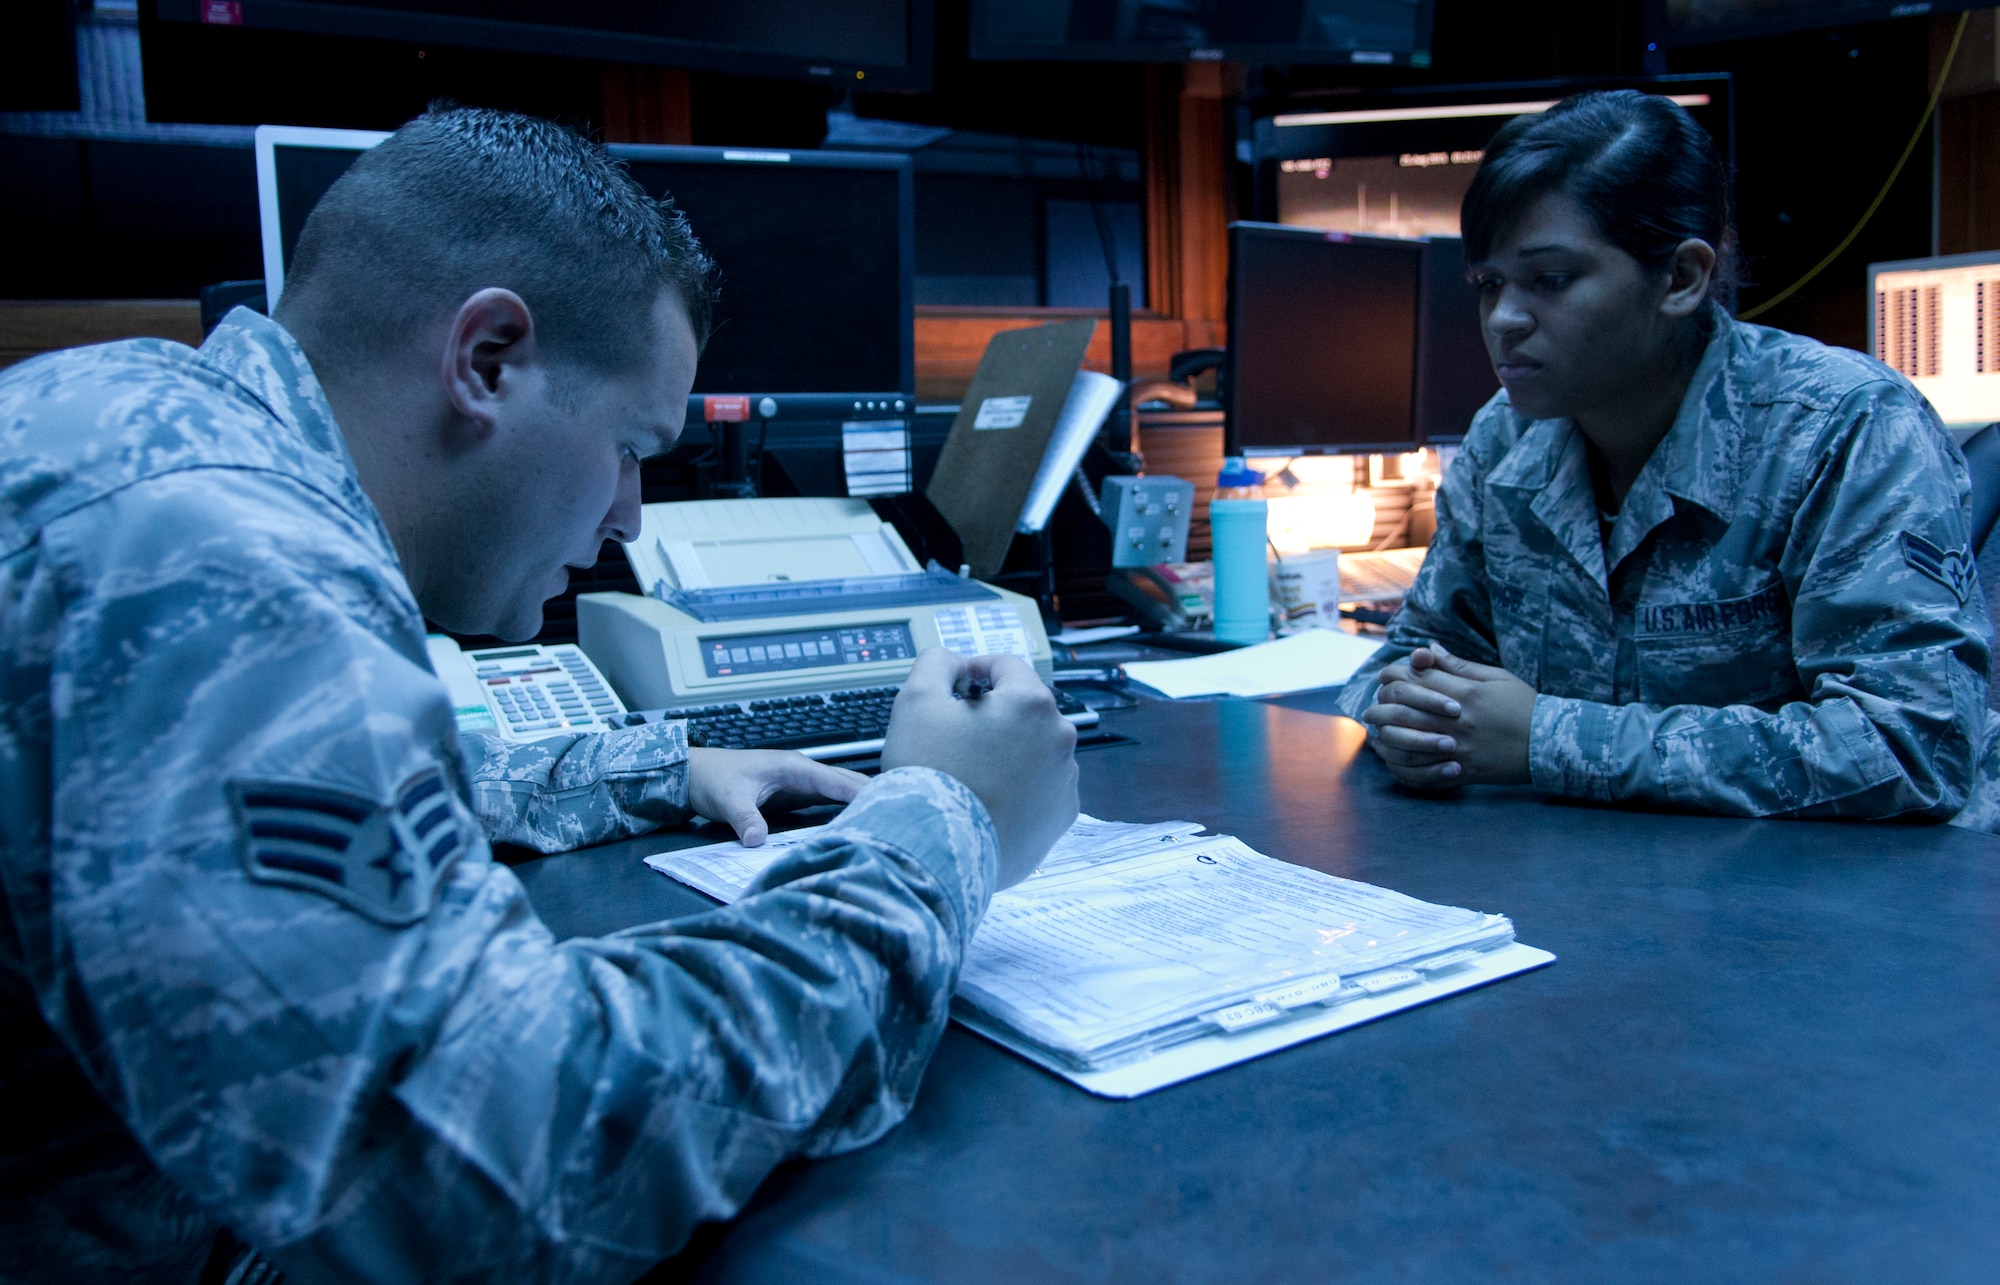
[
  {"xmin": 1361, "ymin": 643, "xmax": 1537, "ymax": 789},
  {"xmin": 687, "ymin": 748, "xmax": 870, "ymax": 847},
  {"xmin": 880, "ymin": 648, "xmax": 1079, "ymax": 889}
]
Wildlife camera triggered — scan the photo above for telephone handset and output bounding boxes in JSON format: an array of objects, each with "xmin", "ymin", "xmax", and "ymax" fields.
[
  {"xmin": 1105, "ymin": 563, "xmax": 1214, "ymax": 633},
  {"xmin": 426, "ymin": 636, "xmax": 630, "ymax": 741}
]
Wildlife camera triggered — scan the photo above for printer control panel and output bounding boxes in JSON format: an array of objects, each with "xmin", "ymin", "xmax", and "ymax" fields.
[
  {"xmin": 578, "ymin": 593, "xmax": 1050, "ymax": 709},
  {"xmin": 702, "ymin": 623, "xmax": 916, "ymax": 679}
]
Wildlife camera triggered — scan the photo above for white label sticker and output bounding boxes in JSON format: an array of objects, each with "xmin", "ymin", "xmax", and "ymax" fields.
[
  {"xmin": 1206, "ymin": 1000, "xmax": 1285, "ymax": 1033},
  {"xmin": 1257, "ymin": 973, "xmax": 1345, "ymax": 1009},
  {"xmin": 974, "ymin": 395, "xmax": 1032, "ymax": 429},
  {"xmin": 1411, "ymin": 949, "xmax": 1483, "ymax": 973},
  {"xmin": 1353, "ymin": 968, "xmax": 1422, "ymax": 995},
  {"xmin": 933, "ymin": 604, "xmax": 1033, "ymax": 660}
]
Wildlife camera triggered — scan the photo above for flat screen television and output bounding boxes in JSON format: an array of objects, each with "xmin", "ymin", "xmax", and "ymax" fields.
[
  {"xmin": 969, "ymin": 0, "xmax": 1436, "ymax": 68},
  {"xmin": 156, "ymin": 0, "xmax": 933, "ymax": 90}
]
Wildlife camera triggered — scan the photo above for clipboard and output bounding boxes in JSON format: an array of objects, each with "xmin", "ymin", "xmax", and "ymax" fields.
[{"xmin": 926, "ymin": 318, "xmax": 1098, "ymax": 577}]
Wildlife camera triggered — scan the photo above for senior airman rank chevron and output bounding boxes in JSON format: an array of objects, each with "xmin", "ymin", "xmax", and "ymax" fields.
[
  {"xmin": 227, "ymin": 767, "xmax": 471, "ymax": 924},
  {"xmin": 1901, "ymin": 531, "xmax": 1976, "ymax": 606}
]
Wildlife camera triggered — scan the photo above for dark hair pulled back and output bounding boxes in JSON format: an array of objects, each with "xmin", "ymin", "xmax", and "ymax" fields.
[{"xmin": 1461, "ymin": 90, "xmax": 1736, "ymax": 313}]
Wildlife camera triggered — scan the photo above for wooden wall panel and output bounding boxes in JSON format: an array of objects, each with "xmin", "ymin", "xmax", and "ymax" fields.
[
  {"xmin": 0, "ymin": 300, "xmax": 203, "ymax": 370},
  {"xmin": 1143, "ymin": 64, "xmax": 1233, "ymax": 324},
  {"xmin": 909, "ymin": 59, "xmax": 1234, "ymax": 402},
  {"xmin": 1135, "ymin": 418, "xmax": 1225, "ymax": 561},
  {"xmin": 1939, "ymin": 90, "xmax": 2000, "ymax": 255},
  {"xmin": 1934, "ymin": 11, "xmax": 2000, "ymax": 256},
  {"xmin": 913, "ymin": 309, "xmax": 1225, "ymax": 402},
  {"xmin": 601, "ymin": 66, "xmax": 694, "ymax": 145}
]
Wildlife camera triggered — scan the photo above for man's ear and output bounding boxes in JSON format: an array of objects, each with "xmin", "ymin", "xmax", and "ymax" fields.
[
  {"xmin": 1659, "ymin": 238, "xmax": 1718, "ymax": 321},
  {"xmin": 442, "ymin": 288, "xmax": 538, "ymax": 436}
]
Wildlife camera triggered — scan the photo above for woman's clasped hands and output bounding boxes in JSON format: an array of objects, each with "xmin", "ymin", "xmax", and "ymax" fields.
[{"xmin": 1361, "ymin": 643, "xmax": 1539, "ymax": 789}]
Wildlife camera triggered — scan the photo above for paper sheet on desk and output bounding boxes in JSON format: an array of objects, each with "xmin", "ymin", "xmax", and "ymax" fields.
[
  {"xmin": 647, "ymin": 815, "xmax": 1548, "ymax": 1097},
  {"xmin": 646, "ymin": 813, "xmax": 1207, "ymax": 904},
  {"xmin": 959, "ymin": 941, "xmax": 1556, "ymax": 1098},
  {"xmin": 955, "ymin": 835, "xmax": 1513, "ymax": 1067},
  {"xmin": 1122, "ymin": 628, "xmax": 1384, "ymax": 699}
]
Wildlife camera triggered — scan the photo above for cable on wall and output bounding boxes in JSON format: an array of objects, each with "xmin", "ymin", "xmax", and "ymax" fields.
[{"xmin": 1737, "ymin": 10, "xmax": 1969, "ymax": 322}]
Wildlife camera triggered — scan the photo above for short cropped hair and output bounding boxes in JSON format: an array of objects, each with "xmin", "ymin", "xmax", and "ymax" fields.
[
  {"xmin": 278, "ymin": 106, "xmax": 718, "ymax": 373},
  {"xmin": 1461, "ymin": 90, "xmax": 1737, "ymax": 313}
]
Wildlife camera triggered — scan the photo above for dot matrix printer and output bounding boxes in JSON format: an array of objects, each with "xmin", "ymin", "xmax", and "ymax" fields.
[{"xmin": 576, "ymin": 498, "xmax": 1092, "ymax": 758}]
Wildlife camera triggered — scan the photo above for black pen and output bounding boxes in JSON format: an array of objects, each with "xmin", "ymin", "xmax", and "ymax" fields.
[{"xmin": 954, "ymin": 678, "xmax": 993, "ymax": 701}]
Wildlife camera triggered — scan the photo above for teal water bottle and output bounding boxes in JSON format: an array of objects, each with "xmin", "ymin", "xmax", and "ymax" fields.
[{"xmin": 1210, "ymin": 458, "xmax": 1269, "ymax": 645}]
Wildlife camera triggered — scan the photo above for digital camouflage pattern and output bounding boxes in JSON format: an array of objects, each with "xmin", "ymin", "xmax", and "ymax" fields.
[
  {"xmin": 0, "ymin": 310, "xmax": 999, "ymax": 1282},
  {"xmin": 1337, "ymin": 315, "xmax": 1995, "ymax": 823}
]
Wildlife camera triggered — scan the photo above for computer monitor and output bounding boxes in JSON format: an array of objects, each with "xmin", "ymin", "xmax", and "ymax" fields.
[
  {"xmin": 1868, "ymin": 250, "xmax": 2000, "ymax": 432},
  {"xmin": 1253, "ymin": 75, "xmax": 1733, "ymax": 242},
  {"xmin": 968, "ymin": 0, "xmax": 1436, "ymax": 68},
  {"xmin": 254, "ymin": 127, "xmax": 915, "ymax": 415},
  {"xmin": 1227, "ymin": 222, "xmax": 1424, "ymax": 458},
  {"xmin": 255, "ymin": 125, "xmax": 389, "ymax": 307},
  {"xmin": 613, "ymin": 146, "xmax": 914, "ymax": 407},
  {"xmin": 158, "ymin": 0, "xmax": 933, "ymax": 90}
]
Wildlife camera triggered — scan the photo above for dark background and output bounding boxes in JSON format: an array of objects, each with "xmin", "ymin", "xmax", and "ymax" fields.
[
  {"xmin": 0, "ymin": 0, "xmax": 1945, "ymax": 354},
  {"xmin": 0, "ymin": 0, "xmax": 1950, "ymax": 643}
]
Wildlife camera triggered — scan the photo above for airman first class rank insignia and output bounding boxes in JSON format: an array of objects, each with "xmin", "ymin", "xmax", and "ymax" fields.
[
  {"xmin": 1901, "ymin": 531, "xmax": 1976, "ymax": 606},
  {"xmin": 227, "ymin": 767, "xmax": 470, "ymax": 924}
]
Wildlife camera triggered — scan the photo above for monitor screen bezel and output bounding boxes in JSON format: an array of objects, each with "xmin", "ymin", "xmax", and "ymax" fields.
[
  {"xmin": 1865, "ymin": 248, "xmax": 2000, "ymax": 354},
  {"xmin": 254, "ymin": 123, "xmax": 390, "ymax": 310},
  {"xmin": 1225, "ymin": 220, "xmax": 1428, "ymax": 459}
]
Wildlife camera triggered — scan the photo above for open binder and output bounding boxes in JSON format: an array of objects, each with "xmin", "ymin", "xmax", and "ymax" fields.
[{"xmin": 647, "ymin": 816, "xmax": 1554, "ymax": 1098}]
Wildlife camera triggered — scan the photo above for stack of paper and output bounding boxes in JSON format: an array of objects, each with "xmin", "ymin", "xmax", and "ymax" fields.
[
  {"xmin": 1122, "ymin": 629, "xmax": 1384, "ymax": 699},
  {"xmin": 647, "ymin": 815, "xmax": 1552, "ymax": 1097}
]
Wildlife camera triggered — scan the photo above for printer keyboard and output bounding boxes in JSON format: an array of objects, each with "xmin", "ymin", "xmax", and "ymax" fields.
[{"xmin": 628, "ymin": 684, "xmax": 1099, "ymax": 760}]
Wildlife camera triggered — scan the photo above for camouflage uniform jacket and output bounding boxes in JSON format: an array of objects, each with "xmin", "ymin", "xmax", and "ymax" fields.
[
  {"xmin": 1336, "ymin": 316, "xmax": 1991, "ymax": 820},
  {"xmin": 0, "ymin": 310, "xmax": 999, "ymax": 1282}
]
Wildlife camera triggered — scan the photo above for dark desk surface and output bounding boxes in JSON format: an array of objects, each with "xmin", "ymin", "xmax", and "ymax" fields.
[{"xmin": 510, "ymin": 692, "xmax": 2000, "ymax": 1284}]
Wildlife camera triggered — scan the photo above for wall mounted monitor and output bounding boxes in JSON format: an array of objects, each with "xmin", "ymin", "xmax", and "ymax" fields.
[
  {"xmin": 1253, "ymin": 75, "xmax": 1732, "ymax": 243},
  {"xmin": 969, "ymin": 0, "xmax": 1436, "ymax": 68},
  {"xmin": 1643, "ymin": 0, "xmax": 1987, "ymax": 49},
  {"xmin": 1869, "ymin": 249, "xmax": 2000, "ymax": 431},
  {"xmin": 255, "ymin": 126, "xmax": 915, "ymax": 413},
  {"xmin": 1227, "ymin": 222, "xmax": 1425, "ymax": 457},
  {"xmin": 155, "ymin": 0, "xmax": 932, "ymax": 90}
]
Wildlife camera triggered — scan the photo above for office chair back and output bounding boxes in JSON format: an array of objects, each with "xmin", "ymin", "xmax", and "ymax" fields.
[{"xmin": 1963, "ymin": 422, "xmax": 2000, "ymax": 711}]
